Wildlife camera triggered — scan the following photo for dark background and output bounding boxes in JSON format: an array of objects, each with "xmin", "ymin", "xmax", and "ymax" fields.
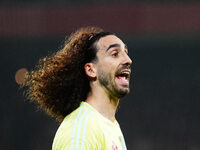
[{"xmin": 1, "ymin": 1, "xmax": 200, "ymax": 150}]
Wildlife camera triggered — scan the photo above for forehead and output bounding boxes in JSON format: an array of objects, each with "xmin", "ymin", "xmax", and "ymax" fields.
[{"xmin": 96, "ymin": 35, "xmax": 125, "ymax": 50}]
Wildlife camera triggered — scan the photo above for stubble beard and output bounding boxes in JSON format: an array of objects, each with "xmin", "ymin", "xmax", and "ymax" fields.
[{"xmin": 97, "ymin": 68, "xmax": 129, "ymax": 99}]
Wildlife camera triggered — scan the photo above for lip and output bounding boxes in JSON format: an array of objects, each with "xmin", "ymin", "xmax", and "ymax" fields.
[
  {"xmin": 115, "ymin": 69, "xmax": 131, "ymax": 77},
  {"xmin": 120, "ymin": 69, "xmax": 131, "ymax": 74},
  {"xmin": 115, "ymin": 71, "xmax": 130, "ymax": 87}
]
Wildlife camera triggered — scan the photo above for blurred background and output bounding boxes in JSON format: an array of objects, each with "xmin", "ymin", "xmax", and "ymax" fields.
[{"xmin": 1, "ymin": 0, "xmax": 200, "ymax": 150}]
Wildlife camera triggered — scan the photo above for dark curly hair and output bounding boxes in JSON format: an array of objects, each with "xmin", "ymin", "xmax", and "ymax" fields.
[{"xmin": 23, "ymin": 26, "xmax": 114, "ymax": 122}]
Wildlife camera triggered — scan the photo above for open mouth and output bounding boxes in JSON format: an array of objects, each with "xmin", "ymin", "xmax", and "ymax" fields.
[{"xmin": 115, "ymin": 70, "xmax": 131, "ymax": 86}]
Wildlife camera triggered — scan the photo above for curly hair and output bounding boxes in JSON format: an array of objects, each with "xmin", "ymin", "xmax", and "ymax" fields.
[{"xmin": 23, "ymin": 26, "xmax": 114, "ymax": 122}]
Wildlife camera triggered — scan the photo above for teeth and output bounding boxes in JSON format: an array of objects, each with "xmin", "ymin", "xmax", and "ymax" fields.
[
  {"xmin": 116, "ymin": 70, "xmax": 130, "ymax": 77},
  {"xmin": 121, "ymin": 72, "xmax": 129, "ymax": 75}
]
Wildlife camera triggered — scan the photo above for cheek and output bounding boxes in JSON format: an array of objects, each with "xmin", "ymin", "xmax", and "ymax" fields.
[
  {"xmin": 97, "ymin": 62, "xmax": 115, "ymax": 78},
  {"xmin": 98, "ymin": 63, "xmax": 115, "ymax": 77},
  {"xmin": 96, "ymin": 56, "xmax": 118, "ymax": 75},
  {"xmin": 99, "ymin": 58, "xmax": 115, "ymax": 68}
]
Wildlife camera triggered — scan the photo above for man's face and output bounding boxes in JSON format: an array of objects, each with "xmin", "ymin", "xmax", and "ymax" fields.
[{"xmin": 95, "ymin": 35, "xmax": 132, "ymax": 98}]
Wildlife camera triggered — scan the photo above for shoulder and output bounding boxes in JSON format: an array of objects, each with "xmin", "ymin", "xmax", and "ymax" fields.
[{"xmin": 52, "ymin": 106, "xmax": 105, "ymax": 150}]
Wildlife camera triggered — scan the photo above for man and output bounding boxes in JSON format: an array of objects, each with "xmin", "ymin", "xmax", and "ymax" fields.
[{"xmin": 24, "ymin": 26, "xmax": 132, "ymax": 150}]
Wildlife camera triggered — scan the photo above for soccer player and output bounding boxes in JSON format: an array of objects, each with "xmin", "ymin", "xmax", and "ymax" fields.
[{"xmin": 23, "ymin": 26, "xmax": 132, "ymax": 150}]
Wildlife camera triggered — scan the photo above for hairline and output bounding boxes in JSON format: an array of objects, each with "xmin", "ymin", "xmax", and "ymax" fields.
[{"xmin": 89, "ymin": 34, "xmax": 115, "ymax": 64}]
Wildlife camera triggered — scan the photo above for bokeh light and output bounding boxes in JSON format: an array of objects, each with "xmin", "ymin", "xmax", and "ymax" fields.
[{"xmin": 15, "ymin": 68, "xmax": 28, "ymax": 85}]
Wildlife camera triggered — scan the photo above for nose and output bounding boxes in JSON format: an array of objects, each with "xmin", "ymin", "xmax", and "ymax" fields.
[{"xmin": 122, "ymin": 53, "xmax": 132, "ymax": 67}]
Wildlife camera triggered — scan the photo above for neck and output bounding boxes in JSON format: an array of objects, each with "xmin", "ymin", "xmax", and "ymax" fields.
[{"xmin": 86, "ymin": 84, "xmax": 119, "ymax": 122}]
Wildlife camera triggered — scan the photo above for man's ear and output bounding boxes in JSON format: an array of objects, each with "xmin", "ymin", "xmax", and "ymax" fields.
[{"xmin": 84, "ymin": 63, "xmax": 97, "ymax": 79}]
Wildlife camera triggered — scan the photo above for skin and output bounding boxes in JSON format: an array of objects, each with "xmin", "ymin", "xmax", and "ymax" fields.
[{"xmin": 84, "ymin": 35, "xmax": 132, "ymax": 122}]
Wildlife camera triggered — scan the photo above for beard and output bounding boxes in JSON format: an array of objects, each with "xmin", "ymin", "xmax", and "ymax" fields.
[{"xmin": 97, "ymin": 67, "xmax": 130, "ymax": 99}]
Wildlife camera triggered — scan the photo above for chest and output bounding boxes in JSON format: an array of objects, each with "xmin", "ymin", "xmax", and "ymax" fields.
[{"xmin": 101, "ymin": 124, "xmax": 127, "ymax": 150}]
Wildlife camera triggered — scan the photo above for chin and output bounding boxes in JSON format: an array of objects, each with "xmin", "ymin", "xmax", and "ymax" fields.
[{"xmin": 114, "ymin": 87, "xmax": 130, "ymax": 98}]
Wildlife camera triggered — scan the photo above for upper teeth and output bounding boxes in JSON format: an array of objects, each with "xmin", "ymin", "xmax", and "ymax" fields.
[{"xmin": 122, "ymin": 72, "xmax": 129, "ymax": 75}]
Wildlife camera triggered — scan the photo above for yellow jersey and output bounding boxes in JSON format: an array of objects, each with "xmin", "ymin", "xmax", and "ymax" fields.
[{"xmin": 52, "ymin": 102, "xmax": 127, "ymax": 150}]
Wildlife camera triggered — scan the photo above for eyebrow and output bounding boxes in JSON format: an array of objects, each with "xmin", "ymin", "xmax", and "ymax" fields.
[
  {"xmin": 106, "ymin": 43, "xmax": 128, "ymax": 52},
  {"xmin": 106, "ymin": 44, "xmax": 120, "ymax": 51}
]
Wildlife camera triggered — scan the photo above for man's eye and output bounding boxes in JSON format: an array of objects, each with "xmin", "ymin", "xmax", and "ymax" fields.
[{"xmin": 111, "ymin": 52, "xmax": 118, "ymax": 57}]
